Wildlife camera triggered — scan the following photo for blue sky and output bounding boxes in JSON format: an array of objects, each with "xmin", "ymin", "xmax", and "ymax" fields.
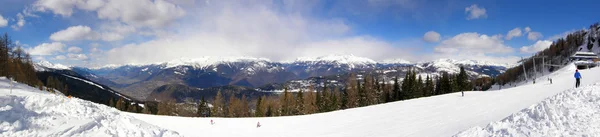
[{"xmin": 0, "ymin": 0, "xmax": 598, "ymax": 67}]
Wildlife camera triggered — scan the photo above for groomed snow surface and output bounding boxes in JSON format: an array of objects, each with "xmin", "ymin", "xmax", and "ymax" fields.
[
  {"xmin": 131, "ymin": 63, "xmax": 600, "ymax": 137},
  {"xmin": 0, "ymin": 78, "xmax": 181, "ymax": 137},
  {"xmin": 2, "ymin": 63, "xmax": 600, "ymax": 137}
]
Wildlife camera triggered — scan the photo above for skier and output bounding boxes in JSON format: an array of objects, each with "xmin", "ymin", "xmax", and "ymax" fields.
[
  {"xmin": 210, "ymin": 119, "xmax": 215, "ymax": 125},
  {"xmin": 575, "ymin": 69, "xmax": 582, "ymax": 88},
  {"xmin": 256, "ymin": 121, "xmax": 261, "ymax": 128}
]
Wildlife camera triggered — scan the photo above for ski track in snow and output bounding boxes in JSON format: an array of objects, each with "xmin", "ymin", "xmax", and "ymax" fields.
[{"xmin": 0, "ymin": 78, "xmax": 181, "ymax": 137}]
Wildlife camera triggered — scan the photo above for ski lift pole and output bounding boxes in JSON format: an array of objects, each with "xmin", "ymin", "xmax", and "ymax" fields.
[{"xmin": 519, "ymin": 57, "xmax": 528, "ymax": 81}]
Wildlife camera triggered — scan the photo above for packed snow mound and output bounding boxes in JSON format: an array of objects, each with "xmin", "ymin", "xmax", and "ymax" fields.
[
  {"xmin": 0, "ymin": 78, "xmax": 181, "ymax": 137},
  {"xmin": 130, "ymin": 64, "xmax": 600, "ymax": 137},
  {"xmin": 455, "ymin": 83, "xmax": 600, "ymax": 137}
]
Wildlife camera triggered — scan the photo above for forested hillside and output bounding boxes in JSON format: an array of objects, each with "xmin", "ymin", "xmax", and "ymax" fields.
[{"xmin": 495, "ymin": 23, "xmax": 600, "ymax": 86}]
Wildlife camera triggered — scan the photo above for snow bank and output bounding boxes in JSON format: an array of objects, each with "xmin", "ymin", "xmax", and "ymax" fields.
[
  {"xmin": 0, "ymin": 78, "xmax": 181, "ymax": 137},
  {"xmin": 455, "ymin": 83, "xmax": 600, "ymax": 136}
]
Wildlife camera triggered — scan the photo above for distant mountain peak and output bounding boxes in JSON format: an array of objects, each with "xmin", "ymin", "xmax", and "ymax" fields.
[
  {"xmin": 34, "ymin": 60, "xmax": 70, "ymax": 71},
  {"xmin": 162, "ymin": 56, "xmax": 271, "ymax": 69},
  {"xmin": 294, "ymin": 54, "xmax": 377, "ymax": 65},
  {"xmin": 380, "ymin": 58, "xmax": 412, "ymax": 64}
]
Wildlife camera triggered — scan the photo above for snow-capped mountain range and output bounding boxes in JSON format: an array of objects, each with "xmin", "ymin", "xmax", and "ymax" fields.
[
  {"xmin": 35, "ymin": 55, "xmax": 510, "ymax": 100},
  {"xmin": 40, "ymin": 54, "xmax": 511, "ymax": 71}
]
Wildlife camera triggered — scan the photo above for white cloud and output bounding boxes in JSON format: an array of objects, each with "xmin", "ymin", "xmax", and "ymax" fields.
[
  {"xmin": 465, "ymin": 4, "xmax": 487, "ymax": 20},
  {"xmin": 67, "ymin": 53, "xmax": 89, "ymax": 60},
  {"xmin": 97, "ymin": 1, "xmax": 415, "ymax": 65},
  {"xmin": 33, "ymin": 0, "xmax": 105, "ymax": 17},
  {"xmin": 33, "ymin": 0, "xmax": 185, "ymax": 28},
  {"xmin": 434, "ymin": 32, "xmax": 513, "ymax": 54},
  {"xmin": 527, "ymin": 31, "xmax": 543, "ymax": 41},
  {"xmin": 505, "ymin": 27, "xmax": 522, "ymax": 40},
  {"xmin": 524, "ymin": 27, "xmax": 531, "ymax": 33},
  {"xmin": 50, "ymin": 25, "xmax": 99, "ymax": 41},
  {"xmin": 0, "ymin": 14, "xmax": 7, "ymax": 27},
  {"xmin": 67, "ymin": 46, "xmax": 83, "ymax": 53},
  {"xmin": 54, "ymin": 55, "xmax": 66, "ymax": 60},
  {"xmin": 11, "ymin": 13, "xmax": 25, "ymax": 30},
  {"xmin": 50, "ymin": 25, "xmax": 125, "ymax": 41},
  {"xmin": 27, "ymin": 42, "xmax": 67, "ymax": 56},
  {"xmin": 520, "ymin": 40, "xmax": 552, "ymax": 53},
  {"xmin": 423, "ymin": 31, "xmax": 441, "ymax": 43}
]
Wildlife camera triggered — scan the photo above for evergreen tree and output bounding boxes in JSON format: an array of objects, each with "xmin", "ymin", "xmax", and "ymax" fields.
[
  {"xmin": 456, "ymin": 66, "xmax": 470, "ymax": 92},
  {"xmin": 433, "ymin": 76, "xmax": 442, "ymax": 95},
  {"xmin": 255, "ymin": 96, "xmax": 264, "ymax": 117},
  {"xmin": 345, "ymin": 74, "xmax": 358, "ymax": 108},
  {"xmin": 392, "ymin": 76, "xmax": 400, "ymax": 101},
  {"xmin": 315, "ymin": 87, "xmax": 322, "ymax": 113},
  {"xmin": 197, "ymin": 96, "xmax": 208, "ymax": 117},
  {"xmin": 266, "ymin": 105, "xmax": 273, "ymax": 117},
  {"xmin": 415, "ymin": 75, "xmax": 423, "ymax": 98},
  {"xmin": 424, "ymin": 75, "xmax": 434, "ymax": 97}
]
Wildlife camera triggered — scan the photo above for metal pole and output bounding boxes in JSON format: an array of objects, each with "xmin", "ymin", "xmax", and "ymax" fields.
[
  {"xmin": 522, "ymin": 57, "xmax": 528, "ymax": 81},
  {"xmin": 542, "ymin": 53, "xmax": 545, "ymax": 76},
  {"xmin": 533, "ymin": 56, "xmax": 536, "ymax": 78}
]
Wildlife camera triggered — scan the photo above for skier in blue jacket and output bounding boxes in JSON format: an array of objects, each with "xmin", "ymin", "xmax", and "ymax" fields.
[{"xmin": 575, "ymin": 70, "xmax": 582, "ymax": 88}]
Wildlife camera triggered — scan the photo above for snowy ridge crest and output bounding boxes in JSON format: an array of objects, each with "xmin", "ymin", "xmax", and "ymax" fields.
[{"xmin": 34, "ymin": 60, "xmax": 70, "ymax": 71}]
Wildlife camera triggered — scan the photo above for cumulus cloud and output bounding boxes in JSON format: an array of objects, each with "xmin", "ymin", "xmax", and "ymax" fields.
[
  {"xmin": 505, "ymin": 27, "xmax": 522, "ymax": 40},
  {"xmin": 27, "ymin": 42, "xmax": 66, "ymax": 56},
  {"xmin": 50, "ymin": 25, "xmax": 125, "ymax": 41},
  {"xmin": 50, "ymin": 25, "xmax": 98, "ymax": 41},
  {"xmin": 434, "ymin": 32, "xmax": 513, "ymax": 54},
  {"xmin": 33, "ymin": 0, "xmax": 185, "ymax": 28},
  {"xmin": 11, "ymin": 13, "xmax": 26, "ymax": 30},
  {"xmin": 54, "ymin": 55, "xmax": 66, "ymax": 60},
  {"xmin": 465, "ymin": 4, "xmax": 487, "ymax": 20},
  {"xmin": 97, "ymin": 1, "xmax": 415, "ymax": 65},
  {"xmin": 0, "ymin": 14, "xmax": 8, "ymax": 27},
  {"xmin": 527, "ymin": 31, "xmax": 543, "ymax": 41},
  {"xmin": 67, "ymin": 46, "xmax": 83, "ymax": 53},
  {"xmin": 67, "ymin": 53, "xmax": 89, "ymax": 60},
  {"xmin": 423, "ymin": 31, "xmax": 441, "ymax": 43},
  {"xmin": 524, "ymin": 27, "xmax": 531, "ymax": 33},
  {"xmin": 520, "ymin": 40, "xmax": 552, "ymax": 53}
]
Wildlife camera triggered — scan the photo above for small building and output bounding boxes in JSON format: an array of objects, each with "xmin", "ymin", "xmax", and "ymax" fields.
[{"xmin": 571, "ymin": 51, "xmax": 599, "ymax": 69}]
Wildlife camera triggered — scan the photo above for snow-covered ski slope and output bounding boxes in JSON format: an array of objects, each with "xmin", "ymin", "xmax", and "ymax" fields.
[
  {"xmin": 130, "ymin": 63, "xmax": 600, "ymax": 137},
  {"xmin": 455, "ymin": 83, "xmax": 600, "ymax": 136},
  {"xmin": 0, "ymin": 78, "xmax": 181, "ymax": 137},
  {"xmin": 2, "ymin": 63, "xmax": 600, "ymax": 137}
]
